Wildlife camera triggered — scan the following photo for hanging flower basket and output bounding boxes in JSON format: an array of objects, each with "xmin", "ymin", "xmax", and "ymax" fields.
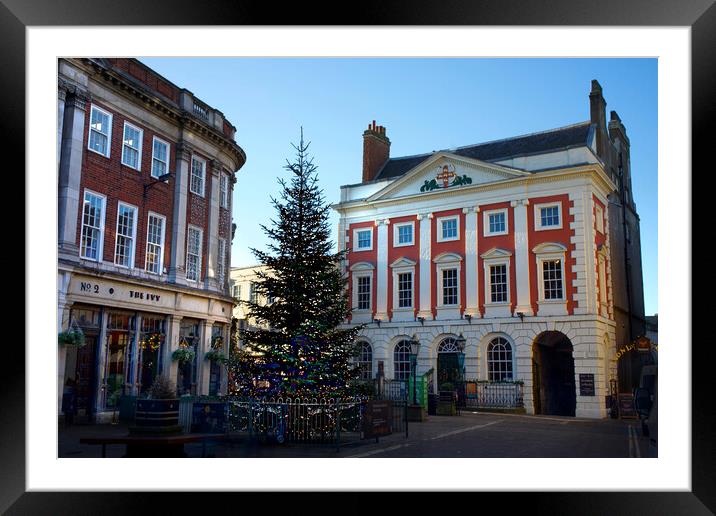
[
  {"xmin": 172, "ymin": 338, "xmax": 195, "ymax": 364},
  {"xmin": 204, "ymin": 350, "xmax": 226, "ymax": 363},
  {"xmin": 58, "ymin": 329, "xmax": 85, "ymax": 347},
  {"xmin": 210, "ymin": 335, "xmax": 224, "ymax": 350}
]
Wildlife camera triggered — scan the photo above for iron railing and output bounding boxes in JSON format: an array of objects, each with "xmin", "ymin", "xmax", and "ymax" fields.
[{"xmin": 462, "ymin": 381, "xmax": 524, "ymax": 409}]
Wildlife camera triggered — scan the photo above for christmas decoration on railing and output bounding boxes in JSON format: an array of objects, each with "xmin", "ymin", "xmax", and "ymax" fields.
[
  {"xmin": 140, "ymin": 332, "xmax": 162, "ymax": 352},
  {"xmin": 58, "ymin": 319, "xmax": 85, "ymax": 347},
  {"xmin": 172, "ymin": 337, "xmax": 195, "ymax": 364}
]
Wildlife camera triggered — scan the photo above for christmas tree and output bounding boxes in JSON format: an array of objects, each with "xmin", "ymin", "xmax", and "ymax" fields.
[{"xmin": 229, "ymin": 129, "xmax": 363, "ymax": 398}]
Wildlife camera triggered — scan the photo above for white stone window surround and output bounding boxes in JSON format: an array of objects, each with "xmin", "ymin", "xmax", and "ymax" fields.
[
  {"xmin": 87, "ymin": 104, "xmax": 113, "ymax": 158},
  {"xmin": 393, "ymin": 221, "xmax": 415, "ymax": 247},
  {"xmin": 121, "ymin": 120, "xmax": 143, "ymax": 171},
  {"xmin": 114, "ymin": 201, "xmax": 138, "ymax": 269},
  {"xmin": 350, "ymin": 262, "xmax": 375, "ymax": 318},
  {"xmin": 436, "ymin": 215, "xmax": 460, "ymax": 243},
  {"xmin": 145, "ymin": 211, "xmax": 166, "ymax": 275},
  {"xmin": 80, "ymin": 189, "xmax": 107, "ymax": 262},
  {"xmin": 481, "ymin": 247, "xmax": 512, "ymax": 318},
  {"xmin": 352, "ymin": 226, "xmax": 374, "ymax": 252},
  {"xmin": 534, "ymin": 201, "xmax": 563, "ymax": 231},
  {"xmin": 595, "ymin": 203, "xmax": 605, "ymax": 234},
  {"xmin": 151, "ymin": 136, "xmax": 170, "ymax": 179},
  {"xmin": 434, "ymin": 252, "xmax": 462, "ymax": 319},
  {"xmin": 532, "ymin": 242, "xmax": 568, "ymax": 316},
  {"xmin": 190, "ymin": 155, "xmax": 206, "ymax": 197},
  {"xmin": 186, "ymin": 224, "xmax": 203, "ymax": 282},
  {"xmin": 390, "ymin": 257, "xmax": 416, "ymax": 320},
  {"xmin": 483, "ymin": 208, "xmax": 509, "ymax": 237}
]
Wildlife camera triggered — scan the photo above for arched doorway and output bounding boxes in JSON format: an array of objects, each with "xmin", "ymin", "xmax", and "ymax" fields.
[
  {"xmin": 532, "ymin": 331, "xmax": 576, "ymax": 416},
  {"xmin": 437, "ymin": 337, "xmax": 464, "ymax": 389}
]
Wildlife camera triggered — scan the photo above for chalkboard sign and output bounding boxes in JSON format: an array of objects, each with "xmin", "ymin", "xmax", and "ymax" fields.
[
  {"xmin": 579, "ymin": 374, "xmax": 596, "ymax": 396},
  {"xmin": 363, "ymin": 400, "xmax": 392, "ymax": 439},
  {"xmin": 618, "ymin": 393, "xmax": 638, "ymax": 419},
  {"xmin": 191, "ymin": 402, "xmax": 227, "ymax": 433}
]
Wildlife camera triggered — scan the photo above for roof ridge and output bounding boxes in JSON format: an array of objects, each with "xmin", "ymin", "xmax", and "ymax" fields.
[{"xmin": 450, "ymin": 121, "xmax": 591, "ymax": 152}]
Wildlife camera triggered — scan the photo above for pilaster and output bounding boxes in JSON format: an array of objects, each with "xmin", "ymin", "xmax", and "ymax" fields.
[
  {"xmin": 417, "ymin": 212, "xmax": 433, "ymax": 319},
  {"xmin": 511, "ymin": 199, "xmax": 533, "ymax": 316},
  {"xmin": 463, "ymin": 206, "xmax": 480, "ymax": 317},
  {"xmin": 169, "ymin": 142, "xmax": 192, "ymax": 284},
  {"xmin": 375, "ymin": 218, "xmax": 390, "ymax": 320},
  {"xmin": 205, "ymin": 160, "xmax": 222, "ymax": 291}
]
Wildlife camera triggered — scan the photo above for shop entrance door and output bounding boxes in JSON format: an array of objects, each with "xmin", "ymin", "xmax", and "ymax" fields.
[{"xmin": 75, "ymin": 335, "xmax": 98, "ymax": 421}]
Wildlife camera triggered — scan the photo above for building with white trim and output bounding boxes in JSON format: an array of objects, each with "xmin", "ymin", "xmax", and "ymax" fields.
[
  {"xmin": 334, "ymin": 80, "xmax": 646, "ymax": 418},
  {"xmin": 57, "ymin": 58, "xmax": 245, "ymax": 423}
]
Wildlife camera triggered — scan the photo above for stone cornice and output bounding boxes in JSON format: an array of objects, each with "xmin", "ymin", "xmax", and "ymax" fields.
[{"xmin": 78, "ymin": 58, "xmax": 246, "ymax": 172}]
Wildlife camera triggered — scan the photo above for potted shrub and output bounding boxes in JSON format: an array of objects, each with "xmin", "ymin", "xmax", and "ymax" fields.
[
  {"xmin": 133, "ymin": 375, "xmax": 181, "ymax": 434},
  {"xmin": 437, "ymin": 382, "xmax": 457, "ymax": 416}
]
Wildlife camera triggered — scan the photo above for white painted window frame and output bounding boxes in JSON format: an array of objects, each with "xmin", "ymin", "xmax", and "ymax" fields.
[
  {"xmin": 144, "ymin": 211, "xmax": 166, "ymax": 275},
  {"xmin": 114, "ymin": 201, "xmax": 138, "ymax": 268},
  {"xmin": 393, "ymin": 221, "xmax": 415, "ymax": 247},
  {"xmin": 186, "ymin": 224, "xmax": 203, "ymax": 282},
  {"xmin": 190, "ymin": 155, "xmax": 206, "ymax": 197},
  {"xmin": 151, "ymin": 136, "xmax": 170, "ymax": 179},
  {"xmin": 483, "ymin": 208, "xmax": 509, "ymax": 237},
  {"xmin": 121, "ymin": 121, "xmax": 143, "ymax": 171},
  {"xmin": 352, "ymin": 227, "xmax": 374, "ymax": 252},
  {"xmin": 437, "ymin": 215, "xmax": 460, "ymax": 243},
  {"xmin": 391, "ymin": 259, "xmax": 416, "ymax": 311},
  {"xmin": 350, "ymin": 262, "xmax": 375, "ymax": 312},
  {"xmin": 595, "ymin": 204, "xmax": 605, "ymax": 234},
  {"xmin": 484, "ymin": 260, "xmax": 511, "ymax": 305},
  {"xmin": 534, "ymin": 201, "xmax": 563, "ymax": 231},
  {"xmin": 437, "ymin": 264, "xmax": 460, "ymax": 307},
  {"xmin": 220, "ymin": 174, "xmax": 229, "ymax": 208},
  {"xmin": 80, "ymin": 189, "xmax": 106, "ymax": 262},
  {"xmin": 537, "ymin": 255, "xmax": 566, "ymax": 302},
  {"xmin": 87, "ymin": 104, "xmax": 113, "ymax": 158}
]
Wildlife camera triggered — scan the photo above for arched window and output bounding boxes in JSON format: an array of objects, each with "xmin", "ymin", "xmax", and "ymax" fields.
[
  {"xmin": 438, "ymin": 337, "xmax": 460, "ymax": 353},
  {"xmin": 393, "ymin": 340, "xmax": 412, "ymax": 380},
  {"xmin": 357, "ymin": 341, "xmax": 373, "ymax": 381},
  {"xmin": 487, "ymin": 337, "xmax": 513, "ymax": 381}
]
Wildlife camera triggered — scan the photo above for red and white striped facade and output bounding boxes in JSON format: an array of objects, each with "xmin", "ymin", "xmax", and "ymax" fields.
[{"xmin": 335, "ymin": 138, "xmax": 619, "ymax": 418}]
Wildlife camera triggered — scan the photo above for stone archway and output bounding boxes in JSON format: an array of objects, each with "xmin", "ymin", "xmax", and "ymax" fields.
[{"xmin": 532, "ymin": 331, "xmax": 576, "ymax": 417}]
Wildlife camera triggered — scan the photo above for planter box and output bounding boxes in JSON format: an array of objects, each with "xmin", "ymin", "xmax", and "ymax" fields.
[
  {"xmin": 135, "ymin": 399, "xmax": 180, "ymax": 429},
  {"xmin": 407, "ymin": 404, "xmax": 427, "ymax": 422},
  {"xmin": 436, "ymin": 400, "xmax": 456, "ymax": 416}
]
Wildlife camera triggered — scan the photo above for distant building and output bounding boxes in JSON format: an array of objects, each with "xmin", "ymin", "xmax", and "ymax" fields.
[
  {"xmin": 645, "ymin": 314, "xmax": 658, "ymax": 345},
  {"xmin": 333, "ymin": 80, "xmax": 646, "ymax": 418},
  {"xmin": 57, "ymin": 58, "xmax": 245, "ymax": 422},
  {"xmin": 229, "ymin": 264, "xmax": 273, "ymax": 337}
]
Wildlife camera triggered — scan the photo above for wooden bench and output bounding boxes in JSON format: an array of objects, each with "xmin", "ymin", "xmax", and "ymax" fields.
[{"xmin": 80, "ymin": 433, "xmax": 228, "ymax": 457}]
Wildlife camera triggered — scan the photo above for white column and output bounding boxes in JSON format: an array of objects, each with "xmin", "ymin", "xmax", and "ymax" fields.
[
  {"xmin": 417, "ymin": 213, "xmax": 433, "ymax": 319},
  {"xmin": 169, "ymin": 142, "xmax": 192, "ymax": 284},
  {"xmin": 206, "ymin": 162, "xmax": 223, "ymax": 291},
  {"xmin": 463, "ymin": 207, "xmax": 479, "ymax": 317},
  {"xmin": 199, "ymin": 321, "xmax": 213, "ymax": 395},
  {"xmin": 57, "ymin": 303, "xmax": 71, "ymax": 418},
  {"xmin": 375, "ymin": 219, "xmax": 390, "ymax": 320},
  {"xmin": 511, "ymin": 199, "xmax": 534, "ymax": 316},
  {"xmin": 58, "ymin": 89, "xmax": 89, "ymax": 256},
  {"xmin": 57, "ymin": 84, "xmax": 66, "ymax": 173}
]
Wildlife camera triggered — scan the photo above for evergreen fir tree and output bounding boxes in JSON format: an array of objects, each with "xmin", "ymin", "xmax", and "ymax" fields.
[{"xmin": 229, "ymin": 129, "xmax": 363, "ymax": 398}]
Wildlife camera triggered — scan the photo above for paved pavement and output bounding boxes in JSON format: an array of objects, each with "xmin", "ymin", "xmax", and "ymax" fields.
[{"xmin": 58, "ymin": 410, "xmax": 650, "ymax": 458}]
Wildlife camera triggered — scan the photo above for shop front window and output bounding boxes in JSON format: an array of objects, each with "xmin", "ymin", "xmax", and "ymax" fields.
[
  {"xmin": 138, "ymin": 315, "xmax": 166, "ymax": 395},
  {"xmin": 177, "ymin": 320, "xmax": 200, "ymax": 396},
  {"xmin": 103, "ymin": 312, "xmax": 135, "ymax": 410}
]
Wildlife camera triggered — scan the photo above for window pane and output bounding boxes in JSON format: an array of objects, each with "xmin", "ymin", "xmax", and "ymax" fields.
[
  {"xmin": 114, "ymin": 204, "xmax": 136, "ymax": 267},
  {"xmin": 89, "ymin": 108, "xmax": 110, "ymax": 155},
  {"xmin": 190, "ymin": 158, "xmax": 205, "ymax": 195},
  {"xmin": 540, "ymin": 206, "xmax": 560, "ymax": 227},
  {"xmin": 442, "ymin": 218, "xmax": 457, "ymax": 239},
  {"xmin": 490, "ymin": 264, "xmax": 508, "ymax": 303},
  {"xmin": 393, "ymin": 341, "xmax": 411, "ymax": 380},
  {"xmin": 542, "ymin": 259, "xmax": 563, "ymax": 299},
  {"xmin": 398, "ymin": 224, "xmax": 412, "ymax": 244},
  {"xmin": 489, "ymin": 212, "xmax": 505, "ymax": 233},
  {"xmin": 81, "ymin": 192, "xmax": 104, "ymax": 260},
  {"xmin": 442, "ymin": 268, "xmax": 458, "ymax": 305},
  {"xmin": 357, "ymin": 230, "xmax": 371, "ymax": 249},
  {"xmin": 357, "ymin": 276, "xmax": 371, "ymax": 309},
  {"xmin": 487, "ymin": 337, "xmax": 513, "ymax": 381},
  {"xmin": 398, "ymin": 272, "xmax": 412, "ymax": 308},
  {"xmin": 186, "ymin": 227, "xmax": 202, "ymax": 281}
]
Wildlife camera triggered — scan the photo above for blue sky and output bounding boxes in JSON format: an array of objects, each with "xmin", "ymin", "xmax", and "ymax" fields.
[{"xmin": 140, "ymin": 57, "xmax": 657, "ymax": 316}]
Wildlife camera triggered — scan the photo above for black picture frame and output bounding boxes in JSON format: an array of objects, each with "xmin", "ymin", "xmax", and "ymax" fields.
[{"xmin": 7, "ymin": 0, "xmax": 713, "ymax": 513}]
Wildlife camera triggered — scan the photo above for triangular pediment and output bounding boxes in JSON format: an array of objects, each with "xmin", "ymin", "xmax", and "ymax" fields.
[
  {"xmin": 367, "ymin": 152, "xmax": 529, "ymax": 202},
  {"xmin": 390, "ymin": 257, "xmax": 417, "ymax": 268},
  {"xmin": 480, "ymin": 247, "xmax": 513, "ymax": 260}
]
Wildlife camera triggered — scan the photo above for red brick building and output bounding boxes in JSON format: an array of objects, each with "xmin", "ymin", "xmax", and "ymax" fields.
[{"xmin": 57, "ymin": 58, "xmax": 245, "ymax": 422}]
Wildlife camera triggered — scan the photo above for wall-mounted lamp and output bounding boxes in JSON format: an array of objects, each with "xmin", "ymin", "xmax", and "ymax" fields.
[
  {"xmin": 515, "ymin": 311, "xmax": 525, "ymax": 322},
  {"xmin": 143, "ymin": 172, "xmax": 174, "ymax": 198},
  {"xmin": 372, "ymin": 318, "xmax": 381, "ymax": 327},
  {"xmin": 464, "ymin": 314, "xmax": 473, "ymax": 324},
  {"xmin": 455, "ymin": 333, "xmax": 467, "ymax": 352},
  {"xmin": 417, "ymin": 316, "xmax": 425, "ymax": 326}
]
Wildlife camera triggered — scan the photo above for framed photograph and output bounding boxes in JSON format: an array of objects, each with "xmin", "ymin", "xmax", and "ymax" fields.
[{"xmin": 8, "ymin": 0, "xmax": 712, "ymax": 513}]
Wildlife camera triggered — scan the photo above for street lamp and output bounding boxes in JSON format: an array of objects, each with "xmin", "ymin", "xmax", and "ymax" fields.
[{"xmin": 409, "ymin": 334, "xmax": 421, "ymax": 405}]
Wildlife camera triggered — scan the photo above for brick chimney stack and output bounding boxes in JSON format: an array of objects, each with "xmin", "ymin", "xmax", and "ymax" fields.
[{"xmin": 362, "ymin": 120, "xmax": 390, "ymax": 182}]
